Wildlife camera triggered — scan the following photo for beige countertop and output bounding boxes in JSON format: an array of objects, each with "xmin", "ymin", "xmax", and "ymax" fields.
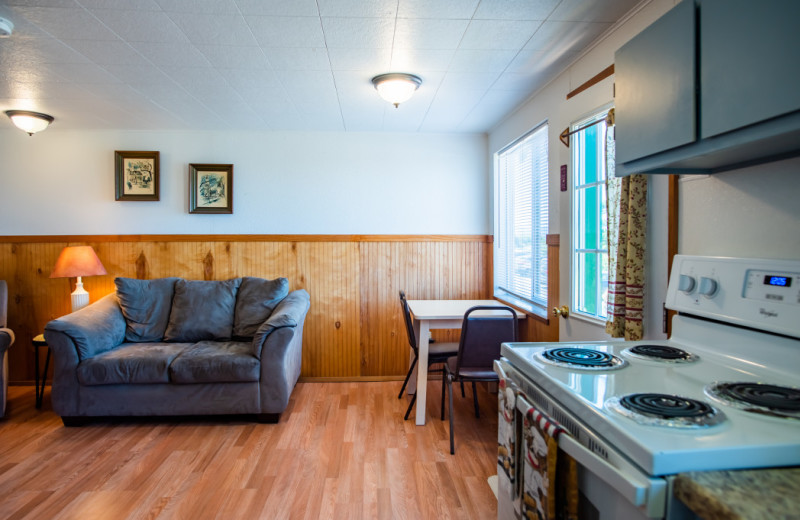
[{"xmin": 674, "ymin": 468, "xmax": 800, "ymax": 520}]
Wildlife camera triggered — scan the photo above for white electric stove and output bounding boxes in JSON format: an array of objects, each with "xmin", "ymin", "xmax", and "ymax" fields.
[{"xmin": 496, "ymin": 255, "xmax": 800, "ymax": 519}]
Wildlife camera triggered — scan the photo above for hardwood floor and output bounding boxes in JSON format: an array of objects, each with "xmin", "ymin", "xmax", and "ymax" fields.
[{"xmin": 0, "ymin": 381, "xmax": 498, "ymax": 520}]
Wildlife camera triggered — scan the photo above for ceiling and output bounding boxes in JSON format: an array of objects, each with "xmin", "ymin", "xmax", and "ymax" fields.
[{"xmin": 0, "ymin": 0, "xmax": 641, "ymax": 134}]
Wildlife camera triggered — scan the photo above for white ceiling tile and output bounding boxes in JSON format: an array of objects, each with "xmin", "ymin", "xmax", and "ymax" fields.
[
  {"xmin": 506, "ymin": 48, "xmax": 579, "ymax": 78},
  {"xmin": 48, "ymin": 61, "xmax": 122, "ymax": 83},
  {"xmin": 224, "ymin": 68, "xmax": 282, "ymax": 94},
  {"xmin": 549, "ymin": 0, "xmax": 640, "ymax": 23},
  {"xmin": 524, "ymin": 21, "xmax": 611, "ymax": 52},
  {"xmin": 3, "ymin": 0, "xmax": 80, "ymax": 8},
  {"xmin": 321, "ymin": 17, "xmax": 394, "ymax": 49},
  {"xmin": 393, "ymin": 18, "xmax": 469, "ymax": 50},
  {"xmin": 317, "ymin": 0, "xmax": 396, "ymax": 18},
  {"xmin": 196, "ymin": 45, "xmax": 269, "ymax": 69},
  {"xmin": 390, "ymin": 49, "xmax": 454, "ymax": 71},
  {"xmin": 263, "ymin": 48, "xmax": 330, "ymax": 71},
  {"xmin": 89, "ymin": 10, "xmax": 189, "ymax": 43},
  {"xmin": 328, "ymin": 47, "xmax": 391, "ymax": 71},
  {"xmin": 129, "ymin": 42, "xmax": 210, "ymax": 68},
  {"xmin": 439, "ymin": 71, "xmax": 499, "ymax": 93},
  {"xmin": 397, "ymin": 0, "xmax": 479, "ymax": 20},
  {"xmin": 167, "ymin": 13, "xmax": 258, "ymax": 46},
  {"xmin": 276, "ymin": 69, "xmax": 336, "ymax": 92},
  {"xmin": 472, "ymin": 0, "xmax": 559, "ymax": 21},
  {"xmin": 244, "ymin": 88, "xmax": 298, "ymax": 116},
  {"xmin": 79, "ymin": 0, "xmax": 161, "ymax": 10},
  {"xmin": 448, "ymin": 49, "xmax": 517, "ymax": 72},
  {"xmin": 13, "ymin": 6, "xmax": 120, "ymax": 40},
  {"xmin": 104, "ymin": 63, "xmax": 175, "ymax": 87},
  {"xmin": 235, "ymin": 0, "xmax": 319, "ymax": 16},
  {"xmin": 299, "ymin": 113, "xmax": 344, "ymax": 131},
  {"xmin": 0, "ymin": 37, "xmax": 90, "ymax": 69},
  {"xmin": 459, "ymin": 20, "xmax": 542, "ymax": 50},
  {"xmin": 156, "ymin": 0, "xmax": 240, "ymax": 14},
  {"xmin": 246, "ymin": 16, "xmax": 326, "ymax": 48},
  {"xmin": 0, "ymin": 7, "xmax": 54, "ymax": 38},
  {"xmin": 64, "ymin": 39, "xmax": 150, "ymax": 65}
]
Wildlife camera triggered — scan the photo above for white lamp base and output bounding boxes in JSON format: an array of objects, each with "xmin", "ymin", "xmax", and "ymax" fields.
[{"xmin": 71, "ymin": 277, "xmax": 90, "ymax": 312}]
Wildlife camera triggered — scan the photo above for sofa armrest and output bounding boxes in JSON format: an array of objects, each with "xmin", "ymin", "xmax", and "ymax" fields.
[
  {"xmin": 44, "ymin": 293, "xmax": 126, "ymax": 361},
  {"xmin": 0, "ymin": 328, "xmax": 14, "ymax": 353},
  {"xmin": 256, "ymin": 289, "xmax": 310, "ymax": 414},
  {"xmin": 44, "ymin": 293, "xmax": 126, "ymax": 417}
]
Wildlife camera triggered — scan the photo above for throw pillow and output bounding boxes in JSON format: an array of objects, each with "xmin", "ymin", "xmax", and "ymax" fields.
[
  {"xmin": 163, "ymin": 278, "xmax": 242, "ymax": 342},
  {"xmin": 115, "ymin": 277, "xmax": 180, "ymax": 342},
  {"xmin": 233, "ymin": 276, "xmax": 290, "ymax": 338}
]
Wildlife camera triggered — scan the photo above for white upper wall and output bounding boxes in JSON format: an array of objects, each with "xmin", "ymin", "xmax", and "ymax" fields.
[{"xmin": 0, "ymin": 129, "xmax": 489, "ymax": 235}]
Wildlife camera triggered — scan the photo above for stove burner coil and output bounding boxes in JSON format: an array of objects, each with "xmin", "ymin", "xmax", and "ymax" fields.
[
  {"xmin": 539, "ymin": 347, "xmax": 627, "ymax": 370},
  {"xmin": 620, "ymin": 393, "xmax": 714, "ymax": 419},
  {"xmin": 606, "ymin": 393, "xmax": 726, "ymax": 428},
  {"xmin": 705, "ymin": 382, "xmax": 800, "ymax": 419},
  {"xmin": 625, "ymin": 345, "xmax": 696, "ymax": 362}
]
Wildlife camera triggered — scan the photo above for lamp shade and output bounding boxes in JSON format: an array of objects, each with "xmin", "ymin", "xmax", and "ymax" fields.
[
  {"xmin": 5, "ymin": 110, "xmax": 54, "ymax": 135},
  {"xmin": 371, "ymin": 73, "xmax": 422, "ymax": 108},
  {"xmin": 50, "ymin": 246, "xmax": 107, "ymax": 279}
]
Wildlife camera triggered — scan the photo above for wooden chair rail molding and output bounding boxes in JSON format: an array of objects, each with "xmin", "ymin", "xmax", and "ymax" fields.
[{"xmin": 0, "ymin": 234, "xmax": 558, "ymax": 383}]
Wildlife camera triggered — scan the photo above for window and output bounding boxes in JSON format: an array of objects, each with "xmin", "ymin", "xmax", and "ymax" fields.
[
  {"xmin": 494, "ymin": 123, "xmax": 549, "ymax": 316},
  {"xmin": 571, "ymin": 110, "xmax": 610, "ymax": 320}
]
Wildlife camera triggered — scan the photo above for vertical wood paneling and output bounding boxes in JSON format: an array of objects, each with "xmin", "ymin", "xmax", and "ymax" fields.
[{"xmin": 0, "ymin": 236, "xmax": 494, "ymax": 383}]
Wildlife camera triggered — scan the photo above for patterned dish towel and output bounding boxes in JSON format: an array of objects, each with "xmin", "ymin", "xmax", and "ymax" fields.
[{"xmin": 519, "ymin": 398, "xmax": 579, "ymax": 520}]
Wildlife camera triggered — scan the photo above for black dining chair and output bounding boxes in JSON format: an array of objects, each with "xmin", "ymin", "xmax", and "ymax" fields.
[
  {"xmin": 398, "ymin": 290, "xmax": 460, "ymax": 420},
  {"xmin": 442, "ymin": 305, "xmax": 517, "ymax": 454}
]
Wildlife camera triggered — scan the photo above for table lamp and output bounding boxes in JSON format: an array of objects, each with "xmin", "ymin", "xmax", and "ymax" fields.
[{"xmin": 50, "ymin": 246, "xmax": 107, "ymax": 312}]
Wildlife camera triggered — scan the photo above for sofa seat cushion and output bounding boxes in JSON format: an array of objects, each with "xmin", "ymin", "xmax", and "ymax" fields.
[
  {"xmin": 77, "ymin": 342, "xmax": 191, "ymax": 386},
  {"xmin": 169, "ymin": 341, "xmax": 259, "ymax": 384}
]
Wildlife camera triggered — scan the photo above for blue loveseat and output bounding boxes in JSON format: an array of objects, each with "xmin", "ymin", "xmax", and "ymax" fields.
[{"xmin": 44, "ymin": 276, "xmax": 309, "ymax": 426}]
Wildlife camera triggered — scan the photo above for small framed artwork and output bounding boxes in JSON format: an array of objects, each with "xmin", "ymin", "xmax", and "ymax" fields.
[
  {"xmin": 115, "ymin": 151, "xmax": 159, "ymax": 201},
  {"xmin": 189, "ymin": 163, "xmax": 233, "ymax": 214}
]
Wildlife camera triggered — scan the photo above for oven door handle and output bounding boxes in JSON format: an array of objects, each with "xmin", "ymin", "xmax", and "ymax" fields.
[{"xmin": 516, "ymin": 395, "xmax": 666, "ymax": 514}]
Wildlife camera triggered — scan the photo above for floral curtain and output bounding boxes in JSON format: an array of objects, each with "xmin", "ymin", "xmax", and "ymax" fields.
[{"xmin": 605, "ymin": 127, "xmax": 647, "ymax": 340}]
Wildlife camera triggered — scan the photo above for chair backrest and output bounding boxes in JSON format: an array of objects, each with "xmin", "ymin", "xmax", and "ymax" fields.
[
  {"xmin": 0, "ymin": 280, "xmax": 7, "ymax": 328},
  {"xmin": 399, "ymin": 290, "xmax": 418, "ymax": 353},
  {"xmin": 455, "ymin": 305, "xmax": 517, "ymax": 375}
]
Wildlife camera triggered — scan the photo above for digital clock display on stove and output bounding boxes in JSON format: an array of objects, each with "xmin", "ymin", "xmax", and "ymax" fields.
[{"xmin": 764, "ymin": 275, "xmax": 791, "ymax": 287}]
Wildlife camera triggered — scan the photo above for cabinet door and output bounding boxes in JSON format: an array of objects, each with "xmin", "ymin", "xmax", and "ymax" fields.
[
  {"xmin": 615, "ymin": 0, "xmax": 696, "ymax": 164},
  {"xmin": 701, "ymin": 0, "xmax": 800, "ymax": 139}
]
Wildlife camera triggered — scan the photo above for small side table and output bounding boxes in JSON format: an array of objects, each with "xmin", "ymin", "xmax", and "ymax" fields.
[{"xmin": 33, "ymin": 334, "xmax": 50, "ymax": 409}]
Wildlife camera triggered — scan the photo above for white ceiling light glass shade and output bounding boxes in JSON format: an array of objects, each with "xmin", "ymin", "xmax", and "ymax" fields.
[
  {"xmin": 5, "ymin": 110, "xmax": 54, "ymax": 135},
  {"xmin": 371, "ymin": 73, "xmax": 422, "ymax": 108}
]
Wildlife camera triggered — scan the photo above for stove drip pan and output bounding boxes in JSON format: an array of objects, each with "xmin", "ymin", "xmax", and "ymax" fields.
[
  {"xmin": 622, "ymin": 344, "xmax": 698, "ymax": 363},
  {"xmin": 705, "ymin": 382, "xmax": 800, "ymax": 420},
  {"xmin": 536, "ymin": 347, "xmax": 627, "ymax": 371},
  {"xmin": 606, "ymin": 393, "xmax": 726, "ymax": 428}
]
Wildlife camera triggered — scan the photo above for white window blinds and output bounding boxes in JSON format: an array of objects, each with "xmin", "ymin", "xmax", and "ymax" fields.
[{"xmin": 494, "ymin": 123, "xmax": 549, "ymax": 314}]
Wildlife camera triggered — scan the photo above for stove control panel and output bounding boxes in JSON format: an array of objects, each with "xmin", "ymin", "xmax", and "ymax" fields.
[{"xmin": 667, "ymin": 255, "xmax": 800, "ymax": 338}]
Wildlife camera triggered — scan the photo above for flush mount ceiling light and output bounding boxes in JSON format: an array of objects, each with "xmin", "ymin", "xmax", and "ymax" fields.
[
  {"xmin": 0, "ymin": 17, "xmax": 13, "ymax": 37},
  {"xmin": 5, "ymin": 110, "xmax": 54, "ymax": 136},
  {"xmin": 371, "ymin": 73, "xmax": 422, "ymax": 108}
]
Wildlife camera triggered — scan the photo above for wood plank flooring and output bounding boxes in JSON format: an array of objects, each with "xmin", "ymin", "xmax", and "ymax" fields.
[{"xmin": 0, "ymin": 381, "xmax": 498, "ymax": 520}]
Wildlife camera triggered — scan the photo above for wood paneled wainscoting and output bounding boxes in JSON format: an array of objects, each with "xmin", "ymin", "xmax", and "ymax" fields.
[{"xmin": 0, "ymin": 234, "xmax": 559, "ymax": 384}]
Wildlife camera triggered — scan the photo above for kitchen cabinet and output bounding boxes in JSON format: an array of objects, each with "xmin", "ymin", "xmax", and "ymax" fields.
[{"xmin": 614, "ymin": 0, "xmax": 800, "ymax": 176}]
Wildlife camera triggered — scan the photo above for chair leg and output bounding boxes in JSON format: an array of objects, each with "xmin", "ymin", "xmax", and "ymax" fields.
[
  {"xmin": 448, "ymin": 376, "xmax": 455, "ymax": 454},
  {"xmin": 398, "ymin": 356, "xmax": 418, "ymax": 399},
  {"xmin": 404, "ymin": 393, "xmax": 417, "ymax": 421},
  {"xmin": 472, "ymin": 381, "xmax": 480, "ymax": 418},
  {"xmin": 461, "ymin": 381, "xmax": 465, "ymax": 398},
  {"xmin": 441, "ymin": 369, "xmax": 447, "ymax": 421}
]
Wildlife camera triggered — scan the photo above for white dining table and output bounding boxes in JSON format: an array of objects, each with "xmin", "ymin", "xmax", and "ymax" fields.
[{"xmin": 405, "ymin": 299, "xmax": 526, "ymax": 425}]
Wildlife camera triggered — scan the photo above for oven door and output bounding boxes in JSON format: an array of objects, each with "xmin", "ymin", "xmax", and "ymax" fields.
[{"xmin": 495, "ymin": 359, "xmax": 671, "ymax": 520}]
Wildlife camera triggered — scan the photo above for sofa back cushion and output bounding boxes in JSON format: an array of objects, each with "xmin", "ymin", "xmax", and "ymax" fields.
[
  {"xmin": 164, "ymin": 278, "xmax": 242, "ymax": 342},
  {"xmin": 233, "ymin": 276, "xmax": 289, "ymax": 339},
  {"xmin": 115, "ymin": 277, "xmax": 180, "ymax": 342}
]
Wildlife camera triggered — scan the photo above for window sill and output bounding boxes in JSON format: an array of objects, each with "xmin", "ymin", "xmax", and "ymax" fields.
[{"xmin": 494, "ymin": 295, "xmax": 550, "ymax": 325}]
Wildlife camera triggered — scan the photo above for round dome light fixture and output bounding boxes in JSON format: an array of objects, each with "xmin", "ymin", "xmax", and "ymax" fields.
[
  {"xmin": 371, "ymin": 73, "xmax": 422, "ymax": 108},
  {"xmin": 0, "ymin": 17, "xmax": 13, "ymax": 37},
  {"xmin": 5, "ymin": 110, "xmax": 55, "ymax": 136}
]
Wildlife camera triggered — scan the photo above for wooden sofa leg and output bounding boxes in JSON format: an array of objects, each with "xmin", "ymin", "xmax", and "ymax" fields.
[
  {"xmin": 61, "ymin": 416, "xmax": 90, "ymax": 427},
  {"xmin": 256, "ymin": 413, "xmax": 280, "ymax": 424}
]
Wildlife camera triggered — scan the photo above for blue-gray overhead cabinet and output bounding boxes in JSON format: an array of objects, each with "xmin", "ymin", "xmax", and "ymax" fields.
[{"xmin": 614, "ymin": 0, "xmax": 800, "ymax": 177}]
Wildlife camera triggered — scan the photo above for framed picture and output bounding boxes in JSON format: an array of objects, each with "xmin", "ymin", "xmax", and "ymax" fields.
[
  {"xmin": 115, "ymin": 151, "xmax": 160, "ymax": 201},
  {"xmin": 189, "ymin": 163, "xmax": 233, "ymax": 214}
]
